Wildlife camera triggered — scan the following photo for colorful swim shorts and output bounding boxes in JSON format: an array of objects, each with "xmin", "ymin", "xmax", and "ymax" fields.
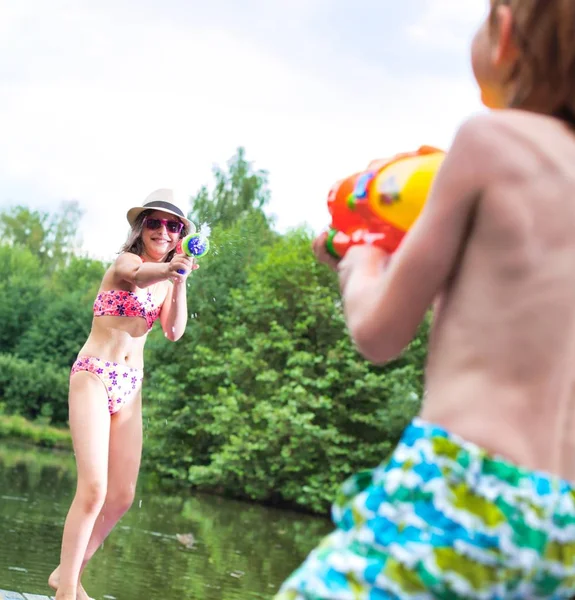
[
  {"xmin": 70, "ymin": 355, "xmax": 144, "ymax": 415},
  {"xmin": 275, "ymin": 418, "xmax": 575, "ymax": 599}
]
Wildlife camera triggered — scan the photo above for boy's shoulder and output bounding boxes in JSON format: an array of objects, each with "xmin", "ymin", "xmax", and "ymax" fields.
[
  {"xmin": 457, "ymin": 108, "xmax": 572, "ymax": 147},
  {"xmin": 449, "ymin": 111, "xmax": 518, "ymax": 158},
  {"xmin": 451, "ymin": 109, "xmax": 565, "ymax": 176},
  {"xmin": 455, "ymin": 110, "xmax": 530, "ymax": 147},
  {"xmin": 446, "ymin": 111, "xmax": 518, "ymax": 179}
]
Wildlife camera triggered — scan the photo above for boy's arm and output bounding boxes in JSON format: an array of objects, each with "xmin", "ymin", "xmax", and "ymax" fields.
[{"xmin": 341, "ymin": 114, "xmax": 492, "ymax": 364}]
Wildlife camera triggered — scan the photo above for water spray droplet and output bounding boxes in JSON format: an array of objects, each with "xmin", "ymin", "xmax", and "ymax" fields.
[{"xmin": 199, "ymin": 222, "xmax": 212, "ymax": 240}]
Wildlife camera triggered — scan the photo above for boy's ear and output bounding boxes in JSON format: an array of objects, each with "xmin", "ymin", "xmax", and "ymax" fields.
[{"xmin": 491, "ymin": 4, "xmax": 519, "ymax": 67}]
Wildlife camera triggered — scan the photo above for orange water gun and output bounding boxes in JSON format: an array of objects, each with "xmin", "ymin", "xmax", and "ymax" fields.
[{"xmin": 325, "ymin": 146, "xmax": 446, "ymax": 258}]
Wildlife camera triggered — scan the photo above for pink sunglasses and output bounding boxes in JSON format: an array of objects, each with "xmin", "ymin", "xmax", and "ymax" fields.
[{"xmin": 144, "ymin": 217, "xmax": 184, "ymax": 234}]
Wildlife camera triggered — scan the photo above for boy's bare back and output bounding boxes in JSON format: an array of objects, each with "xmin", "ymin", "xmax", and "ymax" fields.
[
  {"xmin": 423, "ymin": 109, "xmax": 575, "ymax": 480},
  {"xmin": 280, "ymin": 3, "xmax": 575, "ymax": 598}
]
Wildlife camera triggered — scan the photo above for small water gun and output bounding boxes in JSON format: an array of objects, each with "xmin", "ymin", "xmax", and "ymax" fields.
[
  {"xmin": 325, "ymin": 145, "xmax": 446, "ymax": 258},
  {"xmin": 175, "ymin": 229, "xmax": 210, "ymax": 274}
]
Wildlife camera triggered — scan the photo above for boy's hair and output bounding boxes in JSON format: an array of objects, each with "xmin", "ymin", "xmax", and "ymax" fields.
[
  {"xmin": 491, "ymin": 0, "xmax": 575, "ymax": 124},
  {"xmin": 118, "ymin": 209, "xmax": 189, "ymax": 262}
]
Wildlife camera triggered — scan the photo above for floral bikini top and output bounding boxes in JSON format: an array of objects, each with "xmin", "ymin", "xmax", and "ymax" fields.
[{"xmin": 93, "ymin": 289, "xmax": 162, "ymax": 330}]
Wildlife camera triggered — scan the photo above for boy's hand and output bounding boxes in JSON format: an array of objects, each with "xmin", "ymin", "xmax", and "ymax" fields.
[
  {"xmin": 312, "ymin": 231, "xmax": 340, "ymax": 271},
  {"xmin": 312, "ymin": 231, "xmax": 391, "ymax": 293},
  {"xmin": 337, "ymin": 244, "xmax": 391, "ymax": 294}
]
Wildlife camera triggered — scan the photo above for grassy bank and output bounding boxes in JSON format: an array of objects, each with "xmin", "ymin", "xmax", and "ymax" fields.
[{"xmin": 0, "ymin": 414, "xmax": 72, "ymax": 449}]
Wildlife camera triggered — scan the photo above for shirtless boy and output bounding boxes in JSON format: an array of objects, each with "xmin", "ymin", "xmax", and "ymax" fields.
[{"xmin": 276, "ymin": 1, "xmax": 575, "ymax": 597}]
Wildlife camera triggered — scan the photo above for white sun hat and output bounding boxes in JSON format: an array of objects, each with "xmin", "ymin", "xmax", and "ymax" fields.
[{"xmin": 126, "ymin": 188, "xmax": 195, "ymax": 232}]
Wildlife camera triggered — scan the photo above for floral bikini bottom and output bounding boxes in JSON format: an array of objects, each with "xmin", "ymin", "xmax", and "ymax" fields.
[{"xmin": 70, "ymin": 355, "xmax": 144, "ymax": 415}]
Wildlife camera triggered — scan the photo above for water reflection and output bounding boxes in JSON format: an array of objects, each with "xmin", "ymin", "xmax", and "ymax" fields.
[{"xmin": 0, "ymin": 442, "xmax": 331, "ymax": 599}]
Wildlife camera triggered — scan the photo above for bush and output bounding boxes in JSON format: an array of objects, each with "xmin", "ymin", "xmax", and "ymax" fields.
[
  {"xmin": 0, "ymin": 353, "xmax": 70, "ymax": 425},
  {"xmin": 0, "ymin": 414, "xmax": 71, "ymax": 448}
]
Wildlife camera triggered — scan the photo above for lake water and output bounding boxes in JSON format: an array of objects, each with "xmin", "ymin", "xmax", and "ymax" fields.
[{"xmin": 0, "ymin": 441, "xmax": 332, "ymax": 599}]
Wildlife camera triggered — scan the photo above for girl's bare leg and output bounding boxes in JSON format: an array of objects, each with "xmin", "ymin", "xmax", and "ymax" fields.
[
  {"xmin": 52, "ymin": 373, "xmax": 111, "ymax": 600},
  {"xmin": 49, "ymin": 392, "xmax": 143, "ymax": 597},
  {"xmin": 80, "ymin": 391, "xmax": 143, "ymax": 572}
]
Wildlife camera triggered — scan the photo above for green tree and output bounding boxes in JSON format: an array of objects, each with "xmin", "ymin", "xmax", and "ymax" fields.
[
  {"xmin": 145, "ymin": 146, "xmax": 277, "ymax": 370},
  {"xmin": 0, "ymin": 244, "xmax": 47, "ymax": 354},
  {"xmin": 189, "ymin": 146, "xmax": 273, "ymax": 229},
  {"xmin": 0, "ymin": 353, "xmax": 69, "ymax": 424},
  {"xmin": 49, "ymin": 254, "xmax": 107, "ymax": 300},
  {"xmin": 143, "ymin": 148, "xmax": 279, "ymax": 480},
  {"xmin": 144, "ymin": 228, "xmax": 429, "ymax": 513},
  {"xmin": 0, "ymin": 201, "xmax": 83, "ymax": 271},
  {"xmin": 15, "ymin": 291, "xmax": 94, "ymax": 369}
]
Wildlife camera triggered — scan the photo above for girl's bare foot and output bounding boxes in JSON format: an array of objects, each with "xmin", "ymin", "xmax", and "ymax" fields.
[
  {"xmin": 77, "ymin": 584, "xmax": 94, "ymax": 600},
  {"xmin": 49, "ymin": 566, "xmax": 94, "ymax": 600},
  {"xmin": 55, "ymin": 589, "xmax": 76, "ymax": 600},
  {"xmin": 48, "ymin": 566, "xmax": 60, "ymax": 592}
]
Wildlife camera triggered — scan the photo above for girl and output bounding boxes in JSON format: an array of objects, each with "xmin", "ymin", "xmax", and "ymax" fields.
[
  {"xmin": 49, "ymin": 189, "xmax": 197, "ymax": 600},
  {"xmin": 277, "ymin": 1, "xmax": 575, "ymax": 598}
]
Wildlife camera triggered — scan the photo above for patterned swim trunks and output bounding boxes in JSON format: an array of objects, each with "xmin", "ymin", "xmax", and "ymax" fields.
[
  {"xmin": 275, "ymin": 418, "xmax": 575, "ymax": 599},
  {"xmin": 70, "ymin": 355, "xmax": 144, "ymax": 415}
]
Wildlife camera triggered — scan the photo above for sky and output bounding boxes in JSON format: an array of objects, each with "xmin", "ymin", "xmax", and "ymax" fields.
[{"xmin": 0, "ymin": 0, "xmax": 489, "ymax": 261}]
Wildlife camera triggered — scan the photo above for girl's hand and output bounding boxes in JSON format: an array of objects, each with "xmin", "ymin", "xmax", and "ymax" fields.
[
  {"xmin": 312, "ymin": 231, "xmax": 340, "ymax": 271},
  {"xmin": 167, "ymin": 255, "xmax": 199, "ymax": 283}
]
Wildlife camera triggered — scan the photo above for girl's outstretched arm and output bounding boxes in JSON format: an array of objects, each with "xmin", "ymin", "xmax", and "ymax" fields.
[
  {"xmin": 114, "ymin": 252, "xmax": 170, "ymax": 288},
  {"xmin": 159, "ymin": 255, "xmax": 197, "ymax": 341},
  {"xmin": 160, "ymin": 278, "xmax": 189, "ymax": 341}
]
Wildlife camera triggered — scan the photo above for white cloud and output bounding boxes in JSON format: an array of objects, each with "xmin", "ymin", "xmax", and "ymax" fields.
[{"xmin": 0, "ymin": 0, "xmax": 485, "ymax": 262}]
